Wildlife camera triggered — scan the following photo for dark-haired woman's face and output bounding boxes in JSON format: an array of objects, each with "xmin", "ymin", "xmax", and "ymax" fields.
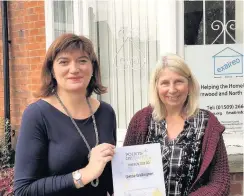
[{"xmin": 53, "ymin": 50, "xmax": 93, "ymax": 94}]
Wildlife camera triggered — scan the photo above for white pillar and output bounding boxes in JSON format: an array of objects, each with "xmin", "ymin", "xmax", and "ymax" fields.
[
  {"xmin": 45, "ymin": 0, "xmax": 55, "ymax": 50},
  {"xmin": 176, "ymin": 0, "xmax": 184, "ymax": 58},
  {"xmin": 80, "ymin": 0, "xmax": 90, "ymax": 38},
  {"xmin": 235, "ymin": 0, "xmax": 243, "ymax": 44},
  {"xmin": 73, "ymin": 0, "xmax": 82, "ymax": 35},
  {"xmin": 158, "ymin": 0, "xmax": 177, "ymax": 55}
]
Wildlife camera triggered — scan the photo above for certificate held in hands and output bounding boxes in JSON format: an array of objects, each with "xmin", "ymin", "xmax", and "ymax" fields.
[{"xmin": 112, "ymin": 143, "xmax": 166, "ymax": 196}]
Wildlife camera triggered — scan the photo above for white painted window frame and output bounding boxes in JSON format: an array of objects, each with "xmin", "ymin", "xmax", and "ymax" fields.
[
  {"xmin": 45, "ymin": 0, "xmax": 54, "ymax": 50},
  {"xmin": 45, "ymin": 0, "xmax": 90, "ymax": 49},
  {"xmin": 45, "ymin": 0, "xmax": 178, "ymax": 53}
]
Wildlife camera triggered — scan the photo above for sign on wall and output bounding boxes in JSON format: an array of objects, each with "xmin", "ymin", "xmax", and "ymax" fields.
[{"xmin": 185, "ymin": 44, "xmax": 243, "ymax": 155}]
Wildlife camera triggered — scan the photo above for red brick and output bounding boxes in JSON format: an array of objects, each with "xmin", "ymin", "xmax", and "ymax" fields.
[
  {"xmin": 10, "ymin": 16, "xmax": 24, "ymax": 24},
  {"xmin": 37, "ymin": 1, "xmax": 44, "ymax": 6},
  {"xmin": 30, "ymin": 84, "xmax": 41, "ymax": 91},
  {"xmin": 27, "ymin": 35, "xmax": 36, "ymax": 42},
  {"xmin": 16, "ymin": 78, "xmax": 29, "ymax": 85},
  {"xmin": 10, "ymin": 104, "xmax": 20, "ymax": 112},
  {"xmin": 30, "ymin": 57, "xmax": 41, "ymax": 64},
  {"xmin": 27, "ymin": 72, "xmax": 34, "ymax": 77},
  {"xmin": 0, "ymin": 98, "xmax": 4, "ymax": 105},
  {"xmin": 36, "ymin": 35, "xmax": 45, "ymax": 42},
  {"xmin": 16, "ymin": 91, "xmax": 32, "ymax": 99},
  {"xmin": 8, "ymin": 2, "xmax": 16, "ymax": 10},
  {"xmin": 11, "ymin": 117, "xmax": 21, "ymax": 126},
  {"xmin": 38, "ymin": 28, "xmax": 45, "ymax": 35},
  {"xmin": 0, "ymin": 110, "xmax": 4, "ymax": 117},
  {"xmin": 35, "ymin": 21, "xmax": 45, "ymax": 28},
  {"xmin": 235, "ymin": 173, "xmax": 243, "ymax": 181},
  {"xmin": 25, "ymin": 15, "xmax": 39, "ymax": 23},
  {"xmin": 38, "ymin": 13, "xmax": 45, "ymax": 21},
  {"xmin": 34, "ymin": 7, "xmax": 44, "ymax": 14},
  {"xmin": 27, "ymin": 8, "xmax": 34, "ymax": 15},
  {"xmin": 19, "ymin": 84, "xmax": 31, "ymax": 91},
  {"xmin": 230, "ymin": 183, "xmax": 242, "ymax": 195},
  {"xmin": 31, "ymin": 71, "xmax": 42, "ymax": 77},
  {"xmin": 29, "ymin": 49, "xmax": 46, "ymax": 57},
  {"xmin": 12, "ymin": 23, "xmax": 28, "ymax": 31},
  {"xmin": 20, "ymin": 105, "xmax": 28, "ymax": 112},
  {"xmin": 27, "ymin": 43, "xmax": 42, "ymax": 50},
  {"xmin": 28, "ymin": 28, "xmax": 39, "ymax": 36},
  {"xmin": 11, "ymin": 98, "xmax": 22, "ymax": 104},
  {"xmin": 12, "ymin": 35, "xmax": 26, "ymax": 42},
  {"xmin": 11, "ymin": 111, "xmax": 21, "ymax": 118},
  {"xmin": 12, "ymin": 50, "xmax": 28, "ymax": 57},
  {"xmin": 28, "ymin": 22, "xmax": 36, "ymax": 29},
  {"xmin": 31, "ymin": 78, "xmax": 41, "ymax": 84},
  {"xmin": 14, "ymin": 58, "xmax": 30, "ymax": 65},
  {"xmin": 12, "ymin": 65, "xmax": 30, "ymax": 71},
  {"xmin": 16, "ymin": 1, "xmax": 25, "ymax": 10},
  {"xmin": 31, "ymin": 64, "xmax": 39, "ymax": 71},
  {"xmin": 26, "ymin": 1, "xmax": 38, "ymax": 8},
  {"xmin": 0, "ymin": 0, "xmax": 45, "ymax": 133}
]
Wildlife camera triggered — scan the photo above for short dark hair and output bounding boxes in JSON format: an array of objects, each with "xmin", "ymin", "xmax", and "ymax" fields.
[{"xmin": 35, "ymin": 33, "xmax": 107, "ymax": 98}]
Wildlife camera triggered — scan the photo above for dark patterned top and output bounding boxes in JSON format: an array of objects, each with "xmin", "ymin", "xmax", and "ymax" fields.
[{"xmin": 145, "ymin": 109, "xmax": 209, "ymax": 196}]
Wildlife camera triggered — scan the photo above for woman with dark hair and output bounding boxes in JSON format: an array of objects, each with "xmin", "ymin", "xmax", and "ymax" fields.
[{"xmin": 14, "ymin": 33, "xmax": 116, "ymax": 196}]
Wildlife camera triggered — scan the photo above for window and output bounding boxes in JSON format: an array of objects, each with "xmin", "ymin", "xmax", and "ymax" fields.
[
  {"xmin": 184, "ymin": 0, "xmax": 243, "ymax": 45},
  {"xmin": 46, "ymin": 0, "xmax": 164, "ymax": 146},
  {"xmin": 183, "ymin": 0, "xmax": 243, "ymax": 159},
  {"xmin": 45, "ymin": 0, "xmax": 243, "ymax": 152},
  {"xmin": 85, "ymin": 0, "xmax": 160, "ymax": 131},
  {"xmin": 53, "ymin": 1, "xmax": 74, "ymax": 37}
]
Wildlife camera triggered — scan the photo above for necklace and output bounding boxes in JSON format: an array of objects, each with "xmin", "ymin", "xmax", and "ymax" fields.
[{"xmin": 55, "ymin": 92, "xmax": 99, "ymax": 187}]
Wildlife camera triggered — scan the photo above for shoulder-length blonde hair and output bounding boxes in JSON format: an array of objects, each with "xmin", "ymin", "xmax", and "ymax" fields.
[{"xmin": 150, "ymin": 53, "xmax": 200, "ymax": 121}]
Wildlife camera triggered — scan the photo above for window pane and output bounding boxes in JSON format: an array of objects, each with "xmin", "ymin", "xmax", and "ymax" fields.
[
  {"xmin": 87, "ymin": 0, "xmax": 160, "ymax": 130},
  {"xmin": 184, "ymin": 0, "xmax": 242, "ymax": 45},
  {"xmin": 205, "ymin": 1, "xmax": 224, "ymax": 44},
  {"xmin": 184, "ymin": 0, "xmax": 203, "ymax": 45},
  {"xmin": 225, "ymin": 1, "xmax": 235, "ymax": 44},
  {"xmin": 53, "ymin": 1, "xmax": 74, "ymax": 38}
]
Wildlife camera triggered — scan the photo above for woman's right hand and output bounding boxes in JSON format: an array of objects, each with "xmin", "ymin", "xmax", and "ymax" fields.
[{"xmin": 84, "ymin": 143, "xmax": 115, "ymax": 181}]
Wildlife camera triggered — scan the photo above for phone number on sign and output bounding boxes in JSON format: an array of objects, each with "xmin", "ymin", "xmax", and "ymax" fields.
[{"xmin": 207, "ymin": 104, "xmax": 244, "ymax": 110}]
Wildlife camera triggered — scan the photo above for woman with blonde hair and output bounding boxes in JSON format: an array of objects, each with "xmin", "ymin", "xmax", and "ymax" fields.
[{"xmin": 124, "ymin": 53, "xmax": 230, "ymax": 196}]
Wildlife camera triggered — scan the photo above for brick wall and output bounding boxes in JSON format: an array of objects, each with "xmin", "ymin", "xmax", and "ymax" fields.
[
  {"xmin": 230, "ymin": 173, "xmax": 243, "ymax": 196},
  {"xmin": 0, "ymin": 1, "xmax": 45, "ymax": 135}
]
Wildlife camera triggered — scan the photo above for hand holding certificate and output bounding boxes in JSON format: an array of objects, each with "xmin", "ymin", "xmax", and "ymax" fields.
[{"xmin": 112, "ymin": 143, "xmax": 166, "ymax": 196}]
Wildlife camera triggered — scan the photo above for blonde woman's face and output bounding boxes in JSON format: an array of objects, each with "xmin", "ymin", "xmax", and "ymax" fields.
[{"xmin": 157, "ymin": 68, "xmax": 189, "ymax": 110}]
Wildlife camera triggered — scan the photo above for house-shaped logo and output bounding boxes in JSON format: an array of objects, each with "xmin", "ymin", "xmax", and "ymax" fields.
[{"xmin": 213, "ymin": 47, "xmax": 243, "ymax": 75}]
